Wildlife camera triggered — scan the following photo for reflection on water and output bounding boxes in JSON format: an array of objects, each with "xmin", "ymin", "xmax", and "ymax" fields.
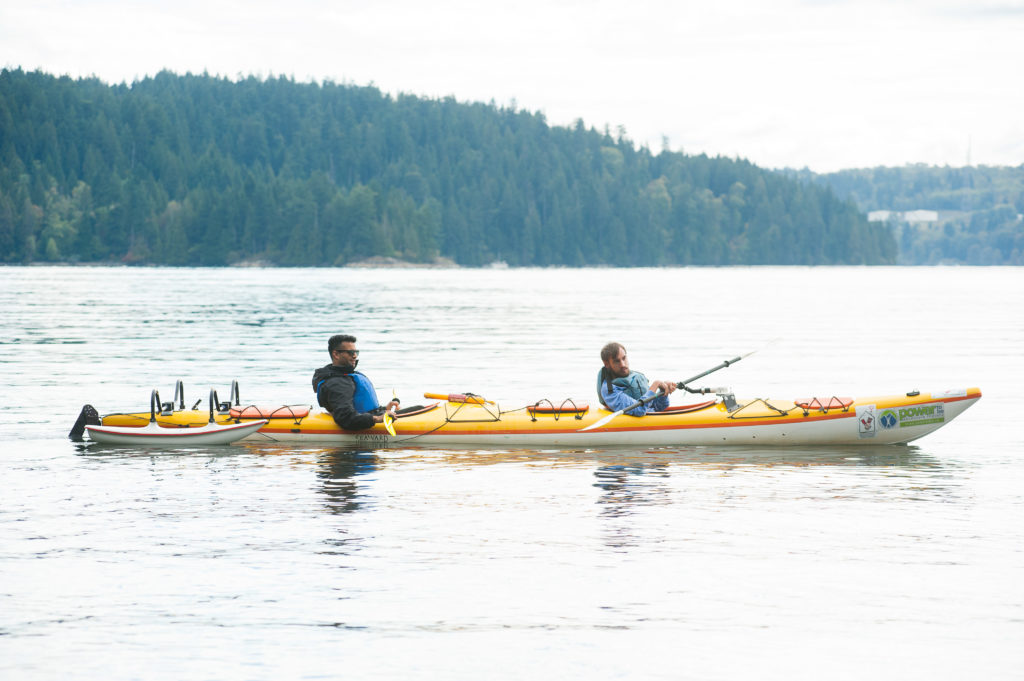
[
  {"xmin": 594, "ymin": 463, "xmax": 673, "ymax": 514},
  {"xmin": 70, "ymin": 440, "xmax": 256, "ymax": 461},
  {"xmin": 72, "ymin": 438, "xmax": 957, "ymax": 478},
  {"xmin": 346, "ymin": 442, "xmax": 945, "ymax": 470},
  {"xmin": 316, "ymin": 448, "xmax": 380, "ymax": 514},
  {"xmin": 593, "ymin": 462, "xmax": 674, "ymax": 551}
]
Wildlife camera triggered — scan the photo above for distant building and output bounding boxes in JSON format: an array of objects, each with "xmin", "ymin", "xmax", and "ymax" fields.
[
  {"xmin": 868, "ymin": 209, "xmax": 938, "ymax": 223},
  {"xmin": 903, "ymin": 210, "xmax": 938, "ymax": 223}
]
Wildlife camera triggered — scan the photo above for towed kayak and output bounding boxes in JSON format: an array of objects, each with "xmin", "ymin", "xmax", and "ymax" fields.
[
  {"xmin": 86, "ymin": 419, "xmax": 268, "ymax": 446},
  {"xmin": 86, "ymin": 385, "xmax": 981, "ymax": 447},
  {"xmin": 72, "ymin": 384, "xmax": 267, "ymax": 447}
]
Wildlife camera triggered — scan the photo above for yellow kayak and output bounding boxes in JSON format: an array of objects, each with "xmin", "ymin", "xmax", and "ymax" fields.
[{"xmin": 92, "ymin": 386, "xmax": 981, "ymax": 447}]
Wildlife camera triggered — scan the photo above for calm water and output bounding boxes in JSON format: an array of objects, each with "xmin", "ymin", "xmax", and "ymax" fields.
[{"xmin": 1, "ymin": 265, "xmax": 1022, "ymax": 680}]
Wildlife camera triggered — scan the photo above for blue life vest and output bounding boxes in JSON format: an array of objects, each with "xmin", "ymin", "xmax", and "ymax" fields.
[
  {"xmin": 316, "ymin": 370, "xmax": 380, "ymax": 413},
  {"xmin": 596, "ymin": 368, "xmax": 650, "ymax": 407},
  {"xmin": 349, "ymin": 371, "xmax": 380, "ymax": 413}
]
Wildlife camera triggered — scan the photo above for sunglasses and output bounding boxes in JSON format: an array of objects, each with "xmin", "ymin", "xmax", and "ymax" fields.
[{"xmin": 335, "ymin": 349, "xmax": 360, "ymax": 358}]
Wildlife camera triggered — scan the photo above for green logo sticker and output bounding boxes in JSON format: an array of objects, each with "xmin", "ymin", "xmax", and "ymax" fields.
[{"xmin": 896, "ymin": 403, "xmax": 945, "ymax": 427}]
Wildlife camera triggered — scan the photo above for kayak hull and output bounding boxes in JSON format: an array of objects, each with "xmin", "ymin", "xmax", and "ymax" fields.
[{"xmin": 98, "ymin": 388, "xmax": 981, "ymax": 447}]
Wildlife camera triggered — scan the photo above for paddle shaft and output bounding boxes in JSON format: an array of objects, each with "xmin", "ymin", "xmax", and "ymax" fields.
[{"xmin": 675, "ymin": 355, "xmax": 743, "ymax": 390}]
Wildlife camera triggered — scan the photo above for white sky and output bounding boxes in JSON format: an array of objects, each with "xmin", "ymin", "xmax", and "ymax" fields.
[{"xmin": 2, "ymin": 0, "xmax": 1022, "ymax": 171}]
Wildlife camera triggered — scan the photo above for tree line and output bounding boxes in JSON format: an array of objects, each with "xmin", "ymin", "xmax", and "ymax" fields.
[
  {"xmin": 788, "ymin": 165, "xmax": 1024, "ymax": 265},
  {"xmin": 1, "ymin": 68, "xmax": 896, "ymax": 266}
]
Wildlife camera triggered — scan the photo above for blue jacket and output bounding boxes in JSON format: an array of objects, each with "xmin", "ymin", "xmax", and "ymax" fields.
[{"xmin": 597, "ymin": 368, "xmax": 668, "ymax": 415}]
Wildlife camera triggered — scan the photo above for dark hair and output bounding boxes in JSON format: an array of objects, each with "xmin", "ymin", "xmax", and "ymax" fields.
[
  {"xmin": 600, "ymin": 342, "xmax": 625, "ymax": 363},
  {"xmin": 328, "ymin": 334, "xmax": 357, "ymax": 355}
]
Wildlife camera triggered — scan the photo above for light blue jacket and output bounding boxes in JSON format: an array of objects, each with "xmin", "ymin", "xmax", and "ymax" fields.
[{"xmin": 597, "ymin": 369, "xmax": 669, "ymax": 416}]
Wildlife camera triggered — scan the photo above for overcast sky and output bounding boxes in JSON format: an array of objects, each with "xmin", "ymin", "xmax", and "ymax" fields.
[{"xmin": 2, "ymin": 0, "xmax": 1022, "ymax": 171}]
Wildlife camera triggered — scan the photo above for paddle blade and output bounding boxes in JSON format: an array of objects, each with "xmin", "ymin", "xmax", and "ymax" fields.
[
  {"xmin": 578, "ymin": 410, "xmax": 622, "ymax": 432},
  {"xmin": 383, "ymin": 412, "xmax": 396, "ymax": 436}
]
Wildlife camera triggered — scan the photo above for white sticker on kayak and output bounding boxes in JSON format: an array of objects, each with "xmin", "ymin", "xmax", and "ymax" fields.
[
  {"xmin": 857, "ymin": 405, "xmax": 876, "ymax": 438},
  {"xmin": 932, "ymin": 389, "xmax": 967, "ymax": 399}
]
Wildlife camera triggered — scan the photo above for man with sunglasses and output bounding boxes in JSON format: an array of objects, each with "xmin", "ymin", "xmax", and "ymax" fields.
[{"xmin": 313, "ymin": 334, "xmax": 400, "ymax": 430}]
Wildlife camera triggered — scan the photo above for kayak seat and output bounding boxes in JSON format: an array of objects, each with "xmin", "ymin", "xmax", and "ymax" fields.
[
  {"xmin": 229, "ymin": 405, "xmax": 312, "ymax": 420},
  {"xmin": 795, "ymin": 396, "xmax": 853, "ymax": 413},
  {"xmin": 648, "ymin": 400, "xmax": 717, "ymax": 415}
]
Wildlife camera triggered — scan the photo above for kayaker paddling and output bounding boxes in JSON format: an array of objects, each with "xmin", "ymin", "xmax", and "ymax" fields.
[
  {"xmin": 597, "ymin": 342, "xmax": 676, "ymax": 415},
  {"xmin": 313, "ymin": 334, "xmax": 400, "ymax": 430}
]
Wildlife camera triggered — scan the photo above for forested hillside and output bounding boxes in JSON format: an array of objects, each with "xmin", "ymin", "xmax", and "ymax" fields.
[
  {"xmin": 1, "ymin": 69, "xmax": 895, "ymax": 266},
  {"xmin": 788, "ymin": 165, "xmax": 1024, "ymax": 265}
]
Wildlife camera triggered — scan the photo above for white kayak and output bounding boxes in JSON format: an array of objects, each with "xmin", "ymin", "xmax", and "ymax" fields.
[{"xmin": 86, "ymin": 419, "xmax": 268, "ymax": 446}]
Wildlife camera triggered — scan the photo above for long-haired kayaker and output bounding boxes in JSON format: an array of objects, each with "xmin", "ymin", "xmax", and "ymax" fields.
[
  {"xmin": 597, "ymin": 342, "xmax": 677, "ymax": 415},
  {"xmin": 312, "ymin": 334, "xmax": 400, "ymax": 430}
]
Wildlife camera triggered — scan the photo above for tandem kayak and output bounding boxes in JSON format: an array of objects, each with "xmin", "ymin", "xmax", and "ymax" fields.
[{"xmin": 85, "ymin": 386, "xmax": 981, "ymax": 447}]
